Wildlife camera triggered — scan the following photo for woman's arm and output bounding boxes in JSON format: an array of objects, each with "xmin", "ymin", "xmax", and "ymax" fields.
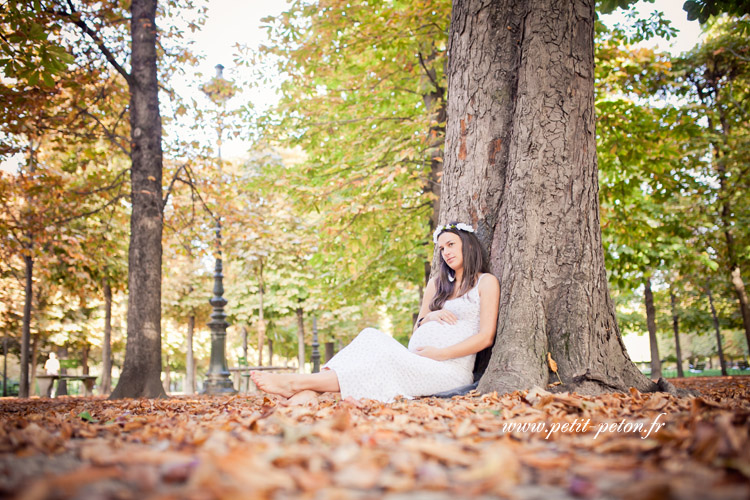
[
  {"xmin": 414, "ymin": 279, "xmax": 460, "ymax": 333},
  {"xmin": 415, "ymin": 274, "xmax": 500, "ymax": 360}
]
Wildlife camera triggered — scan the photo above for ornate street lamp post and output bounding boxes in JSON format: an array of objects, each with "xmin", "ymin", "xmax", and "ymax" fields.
[{"xmin": 202, "ymin": 64, "xmax": 236, "ymax": 395}]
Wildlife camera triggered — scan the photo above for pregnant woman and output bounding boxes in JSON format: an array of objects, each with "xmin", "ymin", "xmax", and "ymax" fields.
[{"xmin": 251, "ymin": 222, "xmax": 500, "ymax": 404}]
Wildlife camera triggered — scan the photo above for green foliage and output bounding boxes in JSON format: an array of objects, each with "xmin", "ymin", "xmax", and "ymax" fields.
[
  {"xmin": 683, "ymin": 0, "xmax": 750, "ymax": 23},
  {"xmin": 247, "ymin": 0, "xmax": 450, "ymax": 312}
]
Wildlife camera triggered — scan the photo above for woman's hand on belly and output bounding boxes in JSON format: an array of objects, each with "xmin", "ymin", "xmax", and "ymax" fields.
[{"xmin": 414, "ymin": 345, "xmax": 447, "ymax": 361}]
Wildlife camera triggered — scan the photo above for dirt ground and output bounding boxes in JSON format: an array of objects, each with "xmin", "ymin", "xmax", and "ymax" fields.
[{"xmin": 1, "ymin": 376, "xmax": 748, "ymax": 500}]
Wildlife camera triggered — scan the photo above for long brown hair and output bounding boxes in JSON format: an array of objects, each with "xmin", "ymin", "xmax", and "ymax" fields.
[{"xmin": 430, "ymin": 223, "xmax": 489, "ymax": 311}]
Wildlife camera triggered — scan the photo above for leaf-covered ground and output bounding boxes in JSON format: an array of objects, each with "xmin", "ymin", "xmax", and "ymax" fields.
[{"xmin": 1, "ymin": 376, "xmax": 749, "ymax": 500}]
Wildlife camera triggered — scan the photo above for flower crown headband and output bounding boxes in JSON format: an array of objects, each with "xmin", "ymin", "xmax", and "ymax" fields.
[{"xmin": 433, "ymin": 223, "xmax": 475, "ymax": 244}]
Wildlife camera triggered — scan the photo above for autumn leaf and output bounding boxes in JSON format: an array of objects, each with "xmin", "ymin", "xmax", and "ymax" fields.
[{"xmin": 547, "ymin": 352, "xmax": 563, "ymax": 384}]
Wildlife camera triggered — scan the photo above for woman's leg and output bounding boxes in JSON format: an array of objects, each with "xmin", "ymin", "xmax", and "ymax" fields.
[{"xmin": 250, "ymin": 368, "xmax": 340, "ymax": 398}]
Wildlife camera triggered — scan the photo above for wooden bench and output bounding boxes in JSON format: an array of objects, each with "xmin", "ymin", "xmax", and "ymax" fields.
[
  {"xmin": 227, "ymin": 366, "xmax": 296, "ymax": 393},
  {"xmin": 37, "ymin": 375, "xmax": 97, "ymax": 397}
]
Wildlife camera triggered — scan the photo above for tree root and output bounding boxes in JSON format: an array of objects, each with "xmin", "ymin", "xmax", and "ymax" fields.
[{"xmin": 548, "ymin": 369, "xmax": 700, "ymax": 397}]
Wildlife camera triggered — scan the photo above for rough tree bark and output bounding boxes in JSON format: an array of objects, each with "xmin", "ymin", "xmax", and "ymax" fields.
[
  {"xmin": 110, "ymin": 0, "xmax": 166, "ymax": 399},
  {"xmin": 100, "ymin": 281, "xmax": 113, "ymax": 395},
  {"xmin": 644, "ymin": 278, "xmax": 662, "ymax": 379},
  {"xmin": 670, "ymin": 288, "xmax": 685, "ymax": 378},
  {"xmin": 442, "ymin": 0, "xmax": 674, "ymax": 395}
]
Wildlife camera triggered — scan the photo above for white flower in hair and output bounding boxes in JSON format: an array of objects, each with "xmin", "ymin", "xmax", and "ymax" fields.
[{"xmin": 433, "ymin": 222, "xmax": 475, "ymax": 243}]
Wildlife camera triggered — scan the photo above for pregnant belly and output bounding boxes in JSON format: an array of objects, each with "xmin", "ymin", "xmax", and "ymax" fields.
[{"xmin": 408, "ymin": 320, "xmax": 474, "ymax": 351}]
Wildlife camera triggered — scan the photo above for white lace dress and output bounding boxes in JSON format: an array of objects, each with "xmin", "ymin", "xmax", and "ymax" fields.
[{"xmin": 323, "ymin": 275, "xmax": 486, "ymax": 403}]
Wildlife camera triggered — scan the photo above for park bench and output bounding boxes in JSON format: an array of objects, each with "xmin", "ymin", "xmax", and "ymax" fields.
[
  {"xmin": 228, "ymin": 357, "xmax": 296, "ymax": 393},
  {"xmin": 37, "ymin": 374, "xmax": 97, "ymax": 397},
  {"xmin": 689, "ymin": 362, "xmax": 706, "ymax": 373},
  {"xmin": 737, "ymin": 360, "xmax": 749, "ymax": 370}
]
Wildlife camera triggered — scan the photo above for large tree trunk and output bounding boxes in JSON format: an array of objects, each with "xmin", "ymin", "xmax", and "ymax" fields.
[
  {"xmin": 20, "ymin": 253, "xmax": 33, "ymax": 398},
  {"xmin": 296, "ymin": 307, "xmax": 305, "ymax": 374},
  {"xmin": 443, "ymin": 0, "xmax": 663, "ymax": 395},
  {"xmin": 670, "ymin": 288, "xmax": 685, "ymax": 378},
  {"xmin": 644, "ymin": 278, "xmax": 662, "ymax": 379},
  {"xmin": 706, "ymin": 281, "xmax": 728, "ymax": 376},
  {"xmin": 185, "ymin": 314, "xmax": 195, "ymax": 395},
  {"xmin": 100, "ymin": 281, "xmax": 113, "ymax": 395},
  {"xmin": 110, "ymin": 0, "xmax": 166, "ymax": 399}
]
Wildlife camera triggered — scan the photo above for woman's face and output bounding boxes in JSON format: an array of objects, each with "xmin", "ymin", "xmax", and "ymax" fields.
[{"xmin": 437, "ymin": 232, "xmax": 463, "ymax": 271}]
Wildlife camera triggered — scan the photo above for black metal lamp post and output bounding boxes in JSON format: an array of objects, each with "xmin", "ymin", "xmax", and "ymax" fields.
[{"xmin": 202, "ymin": 64, "xmax": 236, "ymax": 395}]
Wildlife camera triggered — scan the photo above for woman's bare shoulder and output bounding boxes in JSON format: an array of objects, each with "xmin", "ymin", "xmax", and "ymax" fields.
[{"xmin": 478, "ymin": 273, "xmax": 499, "ymax": 294}]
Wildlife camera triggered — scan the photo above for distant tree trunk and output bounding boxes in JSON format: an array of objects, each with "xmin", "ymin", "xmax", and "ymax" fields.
[
  {"xmin": 110, "ymin": 0, "xmax": 166, "ymax": 399},
  {"xmin": 3, "ymin": 336, "xmax": 8, "ymax": 397},
  {"xmin": 325, "ymin": 342, "xmax": 334, "ymax": 363},
  {"xmin": 241, "ymin": 325, "xmax": 248, "ymax": 361},
  {"xmin": 443, "ymin": 0, "xmax": 663, "ymax": 395},
  {"xmin": 729, "ymin": 265, "xmax": 750, "ymax": 355},
  {"xmin": 101, "ymin": 281, "xmax": 113, "ymax": 394},
  {"xmin": 185, "ymin": 313, "xmax": 195, "ymax": 395},
  {"xmin": 670, "ymin": 288, "xmax": 685, "ymax": 378},
  {"xmin": 644, "ymin": 278, "xmax": 662, "ymax": 379},
  {"xmin": 57, "ymin": 347, "xmax": 69, "ymax": 396},
  {"xmin": 257, "ymin": 260, "xmax": 266, "ymax": 366},
  {"xmin": 706, "ymin": 281, "xmax": 728, "ymax": 376},
  {"xmin": 19, "ymin": 253, "xmax": 33, "ymax": 398},
  {"xmin": 29, "ymin": 335, "xmax": 38, "ymax": 396},
  {"xmin": 267, "ymin": 339, "xmax": 273, "ymax": 364},
  {"xmin": 162, "ymin": 353, "xmax": 170, "ymax": 393},
  {"xmin": 421, "ymin": 47, "xmax": 446, "ymax": 286},
  {"xmin": 296, "ymin": 307, "xmax": 305, "ymax": 373},
  {"xmin": 81, "ymin": 343, "xmax": 90, "ymax": 377}
]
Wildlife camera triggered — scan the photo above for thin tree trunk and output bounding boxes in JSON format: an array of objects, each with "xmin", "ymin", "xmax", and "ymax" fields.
[
  {"xmin": 101, "ymin": 281, "xmax": 113, "ymax": 394},
  {"xmin": 162, "ymin": 353, "xmax": 170, "ymax": 393},
  {"xmin": 296, "ymin": 307, "xmax": 305, "ymax": 374},
  {"xmin": 110, "ymin": 0, "xmax": 166, "ymax": 399},
  {"xmin": 20, "ymin": 253, "xmax": 33, "ymax": 398},
  {"xmin": 444, "ymin": 0, "xmax": 658, "ymax": 395},
  {"xmin": 29, "ymin": 335, "xmax": 38, "ymax": 396},
  {"xmin": 3, "ymin": 336, "xmax": 8, "ymax": 397},
  {"xmin": 241, "ymin": 325, "xmax": 248, "ymax": 361},
  {"xmin": 185, "ymin": 314, "xmax": 195, "ymax": 395},
  {"xmin": 325, "ymin": 342, "xmax": 334, "ymax": 363},
  {"xmin": 670, "ymin": 289, "xmax": 685, "ymax": 378},
  {"xmin": 267, "ymin": 339, "xmax": 273, "ymax": 365},
  {"xmin": 729, "ymin": 266, "xmax": 750, "ymax": 355},
  {"xmin": 257, "ymin": 260, "xmax": 265, "ymax": 366},
  {"xmin": 82, "ymin": 343, "xmax": 90, "ymax": 375},
  {"xmin": 644, "ymin": 278, "xmax": 662, "ymax": 379},
  {"xmin": 706, "ymin": 281, "xmax": 728, "ymax": 376},
  {"xmin": 57, "ymin": 347, "xmax": 69, "ymax": 396}
]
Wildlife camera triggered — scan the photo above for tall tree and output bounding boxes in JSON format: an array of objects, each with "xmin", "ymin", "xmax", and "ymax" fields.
[
  {"xmin": 109, "ymin": 0, "xmax": 166, "ymax": 398},
  {"xmin": 441, "ymin": 0, "xmax": 676, "ymax": 395}
]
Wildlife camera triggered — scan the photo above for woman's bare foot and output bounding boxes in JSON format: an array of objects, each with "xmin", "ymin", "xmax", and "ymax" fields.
[
  {"xmin": 250, "ymin": 371, "xmax": 296, "ymax": 398},
  {"xmin": 283, "ymin": 390, "xmax": 319, "ymax": 407}
]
